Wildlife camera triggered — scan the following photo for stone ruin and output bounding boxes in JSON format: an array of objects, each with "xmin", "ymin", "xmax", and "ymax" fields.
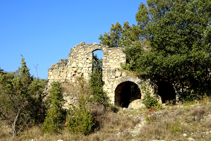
[{"xmin": 48, "ymin": 42, "xmax": 178, "ymax": 109}]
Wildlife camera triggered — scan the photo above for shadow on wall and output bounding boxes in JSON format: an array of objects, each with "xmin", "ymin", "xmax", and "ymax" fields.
[
  {"xmin": 157, "ymin": 82, "xmax": 176, "ymax": 104},
  {"xmin": 115, "ymin": 81, "xmax": 141, "ymax": 108}
]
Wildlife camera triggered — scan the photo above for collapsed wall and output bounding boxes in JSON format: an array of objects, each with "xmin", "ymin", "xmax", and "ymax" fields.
[{"xmin": 48, "ymin": 42, "xmax": 156, "ymax": 108}]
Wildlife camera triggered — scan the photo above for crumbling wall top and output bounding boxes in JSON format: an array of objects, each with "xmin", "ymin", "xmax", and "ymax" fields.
[{"xmin": 48, "ymin": 59, "xmax": 68, "ymax": 71}]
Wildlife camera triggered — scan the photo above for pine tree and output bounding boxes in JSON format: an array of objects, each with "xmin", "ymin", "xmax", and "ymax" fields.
[
  {"xmin": 42, "ymin": 81, "xmax": 65, "ymax": 134},
  {"xmin": 89, "ymin": 54, "xmax": 109, "ymax": 108},
  {"xmin": 0, "ymin": 55, "xmax": 47, "ymax": 137},
  {"xmin": 99, "ymin": 21, "xmax": 140, "ymax": 47},
  {"xmin": 102, "ymin": 0, "xmax": 211, "ymax": 98},
  {"xmin": 66, "ymin": 77, "xmax": 96, "ymax": 135}
]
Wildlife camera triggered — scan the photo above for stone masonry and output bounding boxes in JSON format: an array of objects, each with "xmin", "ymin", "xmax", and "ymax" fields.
[{"xmin": 48, "ymin": 42, "xmax": 156, "ymax": 108}]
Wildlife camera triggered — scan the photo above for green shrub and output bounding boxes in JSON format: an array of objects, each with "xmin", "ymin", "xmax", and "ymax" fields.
[
  {"xmin": 66, "ymin": 77, "xmax": 97, "ymax": 135},
  {"xmin": 168, "ymin": 122, "xmax": 184, "ymax": 133},
  {"xmin": 42, "ymin": 81, "xmax": 65, "ymax": 134},
  {"xmin": 67, "ymin": 104, "xmax": 96, "ymax": 135},
  {"xmin": 89, "ymin": 54, "xmax": 109, "ymax": 109},
  {"xmin": 142, "ymin": 93, "xmax": 159, "ymax": 109},
  {"xmin": 0, "ymin": 56, "xmax": 48, "ymax": 137},
  {"xmin": 108, "ymin": 105, "xmax": 119, "ymax": 113}
]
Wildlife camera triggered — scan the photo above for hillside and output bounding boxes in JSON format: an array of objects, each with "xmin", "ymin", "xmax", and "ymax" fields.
[{"xmin": 1, "ymin": 98, "xmax": 211, "ymax": 141}]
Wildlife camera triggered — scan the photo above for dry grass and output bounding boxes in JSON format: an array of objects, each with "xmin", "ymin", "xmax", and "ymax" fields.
[
  {"xmin": 133, "ymin": 98, "xmax": 211, "ymax": 141},
  {"xmin": 0, "ymin": 120, "xmax": 12, "ymax": 140},
  {"xmin": 2, "ymin": 96, "xmax": 211, "ymax": 140},
  {"xmin": 0, "ymin": 108, "xmax": 140, "ymax": 141}
]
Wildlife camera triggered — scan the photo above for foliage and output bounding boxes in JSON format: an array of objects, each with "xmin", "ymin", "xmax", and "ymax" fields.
[
  {"xmin": 3, "ymin": 98, "xmax": 211, "ymax": 140},
  {"xmin": 136, "ymin": 0, "xmax": 210, "ymax": 97},
  {"xmin": 89, "ymin": 54, "xmax": 109, "ymax": 108},
  {"xmin": 101, "ymin": 0, "xmax": 211, "ymax": 98},
  {"xmin": 67, "ymin": 104, "xmax": 96, "ymax": 135},
  {"xmin": 99, "ymin": 21, "xmax": 140, "ymax": 47},
  {"xmin": 67, "ymin": 77, "xmax": 96, "ymax": 135},
  {"xmin": 121, "ymin": 41, "xmax": 144, "ymax": 71},
  {"xmin": 42, "ymin": 81, "xmax": 65, "ymax": 134},
  {"xmin": 140, "ymin": 82, "xmax": 161, "ymax": 109},
  {"xmin": 142, "ymin": 92, "xmax": 159, "ymax": 109},
  {"xmin": 0, "ymin": 55, "xmax": 48, "ymax": 137},
  {"xmin": 167, "ymin": 121, "xmax": 184, "ymax": 133}
]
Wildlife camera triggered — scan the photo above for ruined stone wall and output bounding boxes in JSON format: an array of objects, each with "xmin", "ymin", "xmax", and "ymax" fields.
[
  {"xmin": 48, "ymin": 59, "xmax": 68, "ymax": 83},
  {"xmin": 48, "ymin": 42, "xmax": 125, "ymax": 82},
  {"xmin": 48, "ymin": 42, "xmax": 155, "ymax": 107}
]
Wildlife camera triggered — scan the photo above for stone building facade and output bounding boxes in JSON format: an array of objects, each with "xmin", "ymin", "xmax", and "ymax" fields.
[{"xmin": 48, "ymin": 42, "xmax": 159, "ymax": 108}]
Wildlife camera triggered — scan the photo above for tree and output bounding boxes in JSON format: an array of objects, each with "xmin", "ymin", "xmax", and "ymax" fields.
[
  {"xmin": 99, "ymin": 21, "xmax": 140, "ymax": 47},
  {"xmin": 66, "ymin": 77, "xmax": 96, "ymax": 135},
  {"xmin": 42, "ymin": 81, "xmax": 65, "ymax": 134},
  {"xmin": 102, "ymin": 0, "xmax": 211, "ymax": 98},
  {"xmin": 135, "ymin": 0, "xmax": 211, "ymax": 96},
  {"xmin": 0, "ymin": 55, "xmax": 48, "ymax": 137},
  {"xmin": 89, "ymin": 54, "xmax": 109, "ymax": 108},
  {"xmin": 99, "ymin": 22, "xmax": 122, "ymax": 47}
]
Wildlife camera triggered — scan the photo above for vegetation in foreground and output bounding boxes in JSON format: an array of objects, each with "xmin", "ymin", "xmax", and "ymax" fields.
[
  {"xmin": 1, "ymin": 96, "xmax": 211, "ymax": 141},
  {"xmin": 0, "ymin": 53, "xmax": 112, "ymax": 139},
  {"xmin": 1, "ymin": 0, "xmax": 211, "ymax": 140},
  {"xmin": 0, "ymin": 56, "xmax": 211, "ymax": 141},
  {"xmin": 0, "ymin": 55, "xmax": 48, "ymax": 137}
]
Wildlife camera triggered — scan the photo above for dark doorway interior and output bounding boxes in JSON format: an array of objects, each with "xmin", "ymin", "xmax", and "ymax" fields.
[
  {"xmin": 115, "ymin": 81, "xmax": 141, "ymax": 108},
  {"xmin": 157, "ymin": 82, "xmax": 176, "ymax": 104}
]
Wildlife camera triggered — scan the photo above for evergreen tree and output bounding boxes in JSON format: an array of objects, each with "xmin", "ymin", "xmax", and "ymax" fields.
[
  {"xmin": 42, "ymin": 81, "xmax": 65, "ymax": 134},
  {"xmin": 131, "ymin": 0, "xmax": 211, "ymax": 96},
  {"xmin": 67, "ymin": 77, "xmax": 96, "ymax": 135},
  {"xmin": 101, "ymin": 0, "xmax": 211, "ymax": 98},
  {"xmin": 0, "ymin": 55, "xmax": 47, "ymax": 137},
  {"xmin": 121, "ymin": 21, "xmax": 135, "ymax": 46},
  {"xmin": 89, "ymin": 54, "xmax": 109, "ymax": 107},
  {"xmin": 99, "ymin": 21, "xmax": 140, "ymax": 47}
]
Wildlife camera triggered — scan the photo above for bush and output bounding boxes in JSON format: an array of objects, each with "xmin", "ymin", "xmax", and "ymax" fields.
[
  {"xmin": 89, "ymin": 54, "xmax": 109, "ymax": 109},
  {"xmin": 66, "ymin": 77, "xmax": 97, "ymax": 135},
  {"xmin": 42, "ymin": 81, "xmax": 66, "ymax": 134},
  {"xmin": 0, "ymin": 56, "xmax": 48, "ymax": 137},
  {"xmin": 67, "ymin": 105, "xmax": 96, "ymax": 135},
  {"xmin": 142, "ymin": 93, "xmax": 160, "ymax": 109}
]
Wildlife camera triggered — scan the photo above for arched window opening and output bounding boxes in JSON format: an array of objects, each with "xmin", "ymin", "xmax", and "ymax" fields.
[
  {"xmin": 92, "ymin": 50, "xmax": 103, "ymax": 73},
  {"xmin": 90, "ymin": 50, "xmax": 104, "ymax": 96},
  {"xmin": 115, "ymin": 81, "xmax": 141, "ymax": 108},
  {"xmin": 157, "ymin": 82, "xmax": 176, "ymax": 104}
]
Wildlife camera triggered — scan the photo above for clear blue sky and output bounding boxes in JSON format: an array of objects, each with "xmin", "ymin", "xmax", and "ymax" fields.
[{"xmin": 0, "ymin": 0, "xmax": 145, "ymax": 79}]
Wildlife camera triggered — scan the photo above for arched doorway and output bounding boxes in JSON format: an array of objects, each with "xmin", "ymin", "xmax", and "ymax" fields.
[
  {"xmin": 115, "ymin": 81, "xmax": 141, "ymax": 108},
  {"xmin": 157, "ymin": 82, "xmax": 176, "ymax": 104}
]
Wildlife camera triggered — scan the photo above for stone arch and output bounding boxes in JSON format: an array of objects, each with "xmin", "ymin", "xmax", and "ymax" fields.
[
  {"xmin": 90, "ymin": 46, "xmax": 107, "ymax": 65},
  {"xmin": 157, "ymin": 82, "xmax": 176, "ymax": 104},
  {"xmin": 89, "ymin": 45, "xmax": 107, "ymax": 54},
  {"xmin": 115, "ymin": 81, "xmax": 141, "ymax": 108},
  {"xmin": 92, "ymin": 49, "xmax": 104, "ymax": 59}
]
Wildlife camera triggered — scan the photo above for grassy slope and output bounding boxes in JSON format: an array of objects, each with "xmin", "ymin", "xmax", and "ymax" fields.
[{"xmin": 1, "ymin": 98, "xmax": 211, "ymax": 141}]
